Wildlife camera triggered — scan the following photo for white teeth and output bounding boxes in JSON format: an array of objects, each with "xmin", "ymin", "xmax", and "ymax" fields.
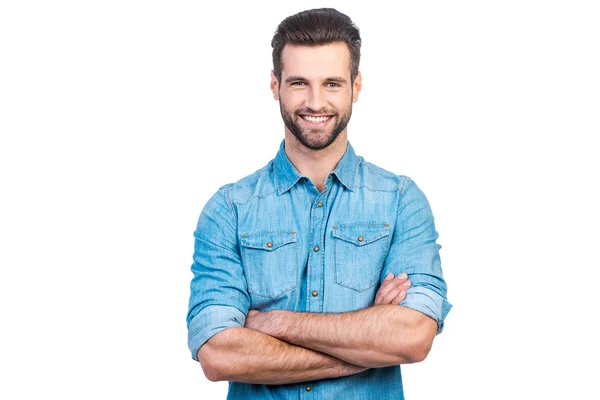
[{"xmin": 302, "ymin": 115, "xmax": 330, "ymax": 123}]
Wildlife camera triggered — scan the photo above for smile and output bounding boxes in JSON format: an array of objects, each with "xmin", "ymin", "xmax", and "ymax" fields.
[{"xmin": 300, "ymin": 115, "xmax": 333, "ymax": 124}]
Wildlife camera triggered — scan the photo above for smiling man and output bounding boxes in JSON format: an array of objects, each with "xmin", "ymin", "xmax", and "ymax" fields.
[{"xmin": 187, "ymin": 8, "xmax": 451, "ymax": 399}]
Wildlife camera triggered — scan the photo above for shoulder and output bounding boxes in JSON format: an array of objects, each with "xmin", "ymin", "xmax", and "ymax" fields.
[
  {"xmin": 354, "ymin": 156, "xmax": 431, "ymax": 209},
  {"xmin": 216, "ymin": 160, "xmax": 278, "ymax": 205},
  {"xmin": 354, "ymin": 156, "xmax": 412, "ymax": 194},
  {"xmin": 199, "ymin": 160, "xmax": 276, "ymax": 222}
]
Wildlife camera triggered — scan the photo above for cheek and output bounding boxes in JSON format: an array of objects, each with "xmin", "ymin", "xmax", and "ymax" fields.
[
  {"xmin": 280, "ymin": 92, "xmax": 305, "ymax": 110},
  {"xmin": 331, "ymin": 96, "xmax": 352, "ymax": 112}
]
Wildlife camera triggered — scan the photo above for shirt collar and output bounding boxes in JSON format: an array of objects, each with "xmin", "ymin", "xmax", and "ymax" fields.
[{"xmin": 274, "ymin": 139, "xmax": 359, "ymax": 195}]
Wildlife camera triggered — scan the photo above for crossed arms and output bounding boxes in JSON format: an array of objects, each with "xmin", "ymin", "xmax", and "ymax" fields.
[
  {"xmin": 189, "ymin": 180, "xmax": 450, "ymax": 385},
  {"xmin": 197, "ymin": 273, "xmax": 438, "ymax": 384}
]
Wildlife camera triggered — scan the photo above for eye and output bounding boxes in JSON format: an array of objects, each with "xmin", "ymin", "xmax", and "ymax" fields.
[
  {"xmin": 291, "ymin": 81, "xmax": 306, "ymax": 86},
  {"xmin": 327, "ymin": 82, "xmax": 341, "ymax": 88}
]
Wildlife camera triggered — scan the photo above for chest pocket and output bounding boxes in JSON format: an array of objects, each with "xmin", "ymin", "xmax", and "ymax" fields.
[
  {"xmin": 240, "ymin": 231, "xmax": 298, "ymax": 298},
  {"xmin": 333, "ymin": 223, "xmax": 389, "ymax": 292}
]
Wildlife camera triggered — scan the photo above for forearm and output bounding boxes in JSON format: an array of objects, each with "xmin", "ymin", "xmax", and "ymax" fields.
[
  {"xmin": 258, "ymin": 305, "xmax": 436, "ymax": 368},
  {"xmin": 197, "ymin": 327, "xmax": 367, "ymax": 385}
]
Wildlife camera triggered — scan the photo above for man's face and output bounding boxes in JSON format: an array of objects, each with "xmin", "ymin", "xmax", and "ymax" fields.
[{"xmin": 271, "ymin": 42, "xmax": 362, "ymax": 151}]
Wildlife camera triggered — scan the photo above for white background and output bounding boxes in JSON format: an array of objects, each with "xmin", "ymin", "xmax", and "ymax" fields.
[{"xmin": 1, "ymin": 1, "xmax": 599, "ymax": 399}]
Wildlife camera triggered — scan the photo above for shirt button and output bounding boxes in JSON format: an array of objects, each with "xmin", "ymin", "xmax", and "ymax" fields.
[
  {"xmin": 306, "ymin": 386, "xmax": 312, "ymax": 392},
  {"xmin": 317, "ymin": 202, "xmax": 323, "ymax": 207},
  {"xmin": 312, "ymin": 290, "xmax": 318, "ymax": 297},
  {"xmin": 357, "ymin": 236, "xmax": 364, "ymax": 242},
  {"xmin": 313, "ymin": 246, "xmax": 319, "ymax": 252},
  {"xmin": 266, "ymin": 242, "xmax": 273, "ymax": 248}
]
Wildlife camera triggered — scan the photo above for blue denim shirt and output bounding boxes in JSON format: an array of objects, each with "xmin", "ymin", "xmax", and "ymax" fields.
[{"xmin": 187, "ymin": 140, "xmax": 452, "ymax": 399}]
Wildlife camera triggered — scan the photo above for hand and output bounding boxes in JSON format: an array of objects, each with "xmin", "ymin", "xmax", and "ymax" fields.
[
  {"xmin": 374, "ymin": 273, "xmax": 411, "ymax": 306},
  {"xmin": 245, "ymin": 310, "xmax": 281, "ymax": 337}
]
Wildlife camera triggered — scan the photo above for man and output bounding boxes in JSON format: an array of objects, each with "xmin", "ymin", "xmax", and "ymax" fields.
[{"xmin": 187, "ymin": 8, "xmax": 451, "ymax": 399}]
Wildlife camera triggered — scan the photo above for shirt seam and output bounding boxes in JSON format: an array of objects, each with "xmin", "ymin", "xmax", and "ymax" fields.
[
  {"xmin": 222, "ymin": 188, "xmax": 238, "ymax": 223},
  {"xmin": 362, "ymin": 161, "xmax": 403, "ymax": 180},
  {"xmin": 398, "ymin": 176, "xmax": 411, "ymax": 196},
  {"xmin": 231, "ymin": 189, "xmax": 279, "ymax": 206},
  {"xmin": 352, "ymin": 185, "xmax": 399, "ymax": 193}
]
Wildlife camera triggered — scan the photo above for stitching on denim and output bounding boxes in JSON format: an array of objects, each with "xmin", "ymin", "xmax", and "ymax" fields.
[
  {"xmin": 227, "ymin": 164, "xmax": 272, "ymax": 192},
  {"xmin": 395, "ymin": 176, "xmax": 412, "ymax": 219},
  {"xmin": 244, "ymin": 240, "xmax": 298, "ymax": 298},
  {"xmin": 318, "ymin": 196, "xmax": 328, "ymax": 311},
  {"xmin": 397, "ymin": 185, "xmax": 421, "ymax": 217},
  {"xmin": 273, "ymin": 160, "xmax": 283, "ymax": 193},
  {"xmin": 248, "ymin": 284, "xmax": 296, "ymax": 298},
  {"xmin": 232, "ymin": 188, "xmax": 279, "ymax": 206},
  {"xmin": 363, "ymin": 161, "xmax": 400, "ymax": 180},
  {"xmin": 399, "ymin": 176, "xmax": 411, "ymax": 196},
  {"xmin": 241, "ymin": 230, "xmax": 297, "ymax": 238},
  {"xmin": 333, "ymin": 230, "xmax": 389, "ymax": 245},
  {"xmin": 333, "ymin": 235, "xmax": 388, "ymax": 292},
  {"xmin": 334, "ymin": 221, "xmax": 389, "ymax": 229},
  {"xmin": 355, "ymin": 162, "xmax": 406, "ymax": 194},
  {"xmin": 351, "ymin": 185, "xmax": 398, "ymax": 193},
  {"xmin": 305, "ymin": 206, "xmax": 314, "ymax": 311},
  {"xmin": 222, "ymin": 189, "xmax": 237, "ymax": 223},
  {"xmin": 230, "ymin": 176, "xmax": 262, "ymax": 190}
]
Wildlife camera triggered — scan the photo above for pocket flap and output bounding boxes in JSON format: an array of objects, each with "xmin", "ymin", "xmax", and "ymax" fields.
[
  {"xmin": 332, "ymin": 223, "xmax": 389, "ymax": 246},
  {"xmin": 241, "ymin": 231, "xmax": 297, "ymax": 251}
]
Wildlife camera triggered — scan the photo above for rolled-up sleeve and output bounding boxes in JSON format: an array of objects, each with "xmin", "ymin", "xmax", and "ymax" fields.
[
  {"xmin": 382, "ymin": 177, "xmax": 452, "ymax": 334},
  {"xmin": 186, "ymin": 188, "xmax": 250, "ymax": 361}
]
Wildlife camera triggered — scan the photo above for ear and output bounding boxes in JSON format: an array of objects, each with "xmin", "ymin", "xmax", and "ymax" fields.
[
  {"xmin": 270, "ymin": 71, "xmax": 280, "ymax": 100},
  {"xmin": 352, "ymin": 71, "xmax": 362, "ymax": 103}
]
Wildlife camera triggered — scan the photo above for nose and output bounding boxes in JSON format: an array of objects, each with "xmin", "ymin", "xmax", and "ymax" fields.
[{"xmin": 307, "ymin": 86, "xmax": 326, "ymax": 112}]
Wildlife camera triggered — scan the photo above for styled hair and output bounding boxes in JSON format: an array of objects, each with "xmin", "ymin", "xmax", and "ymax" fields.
[{"xmin": 271, "ymin": 8, "xmax": 361, "ymax": 83}]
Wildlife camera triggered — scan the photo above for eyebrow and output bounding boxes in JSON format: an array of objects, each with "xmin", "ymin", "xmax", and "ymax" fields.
[{"xmin": 284, "ymin": 76, "xmax": 348, "ymax": 84}]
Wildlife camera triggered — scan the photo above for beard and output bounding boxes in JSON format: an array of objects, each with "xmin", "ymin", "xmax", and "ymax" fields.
[{"xmin": 279, "ymin": 101, "xmax": 352, "ymax": 151}]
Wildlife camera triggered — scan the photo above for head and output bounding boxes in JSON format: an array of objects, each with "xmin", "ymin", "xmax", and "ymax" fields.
[{"xmin": 270, "ymin": 8, "xmax": 363, "ymax": 151}]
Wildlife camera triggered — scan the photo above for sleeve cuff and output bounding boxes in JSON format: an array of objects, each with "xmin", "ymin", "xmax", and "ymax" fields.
[
  {"xmin": 400, "ymin": 286, "xmax": 452, "ymax": 334},
  {"xmin": 187, "ymin": 305, "xmax": 247, "ymax": 361}
]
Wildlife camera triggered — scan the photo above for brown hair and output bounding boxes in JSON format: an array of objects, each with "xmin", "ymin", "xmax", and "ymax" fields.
[{"xmin": 271, "ymin": 8, "xmax": 361, "ymax": 83}]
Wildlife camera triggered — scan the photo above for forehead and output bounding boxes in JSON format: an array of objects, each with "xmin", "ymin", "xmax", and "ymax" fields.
[{"xmin": 280, "ymin": 42, "xmax": 351, "ymax": 80}]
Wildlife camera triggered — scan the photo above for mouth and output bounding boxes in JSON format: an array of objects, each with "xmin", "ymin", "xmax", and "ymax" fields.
[{"xmin": 299, "ymin": 114, "xmax": 334, "ymax": 125}]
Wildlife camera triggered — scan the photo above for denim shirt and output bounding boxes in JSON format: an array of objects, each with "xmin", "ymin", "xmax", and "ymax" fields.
[{"xmin": 187, "ymin": 140, "xmax": 452, "ymax": 400}]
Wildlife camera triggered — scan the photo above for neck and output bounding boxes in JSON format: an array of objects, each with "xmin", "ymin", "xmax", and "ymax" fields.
[{"xmin": 284, "ymin": 131, "xmax": 348, "ymax": 192}]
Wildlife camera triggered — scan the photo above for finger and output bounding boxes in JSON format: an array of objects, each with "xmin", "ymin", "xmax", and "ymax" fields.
[
  {"xmin": 375, "ymin": 279, "xmax": 402, "ymax": 305},
  {"xmin": 378, "ymin": 273, "xmax": 394, "ymax": 290},
  {"xmin": 380, "ymin": 279, "xmax": 411, "ymax": 305},
  {"xmin": 392, "ymin": 289, "xmax": 407, "ymax": 305},
  {"xmin": 375, "ymin": 281, "xmax": 398, "ymax": 305},
  {"xmin": 376, "ymin": 273, "xmax": 407, "ymax": 300},
  {"xmin": 374, "ymin": 273, "xmax": 395, "ymax": 303}
]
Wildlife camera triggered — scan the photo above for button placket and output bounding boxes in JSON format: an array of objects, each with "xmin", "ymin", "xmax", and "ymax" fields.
[{"xmin": 307, "ymin": 189, "xmax": 328, "ymax": 313}]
